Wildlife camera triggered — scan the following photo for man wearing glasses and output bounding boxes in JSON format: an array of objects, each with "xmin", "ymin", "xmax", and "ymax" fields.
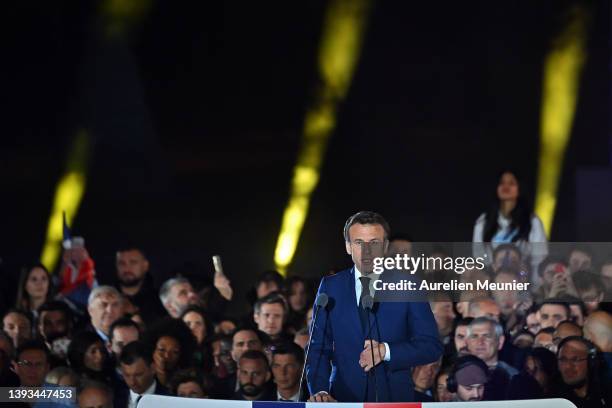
[
  {"xmin": 557, "ymin": 336, "xmax": 610, "ymax": 407},
  {"xmin": 12, "ymin": 340, "xmax": 50, "ymax": 386}
]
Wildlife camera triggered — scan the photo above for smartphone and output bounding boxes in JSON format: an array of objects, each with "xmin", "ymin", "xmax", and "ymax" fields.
[{"xmin": 554, "ymin": 263, "xmax": 565, "ymax": 274}]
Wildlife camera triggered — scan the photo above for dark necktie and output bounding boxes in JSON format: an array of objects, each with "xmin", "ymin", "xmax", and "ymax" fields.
[
  {"xmin": 136, "ymin": 395, "xmax": 142, "ymax": 407},
  {"xmin": 358, "ymin": 276, "xmax": 371, "ymax": 331}
]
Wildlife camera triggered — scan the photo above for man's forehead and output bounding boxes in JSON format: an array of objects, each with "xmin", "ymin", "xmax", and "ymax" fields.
[
  {"xmin": 273, "ymin": 354, "xmax": 297, "ymax": 364},
  {"xmin": 20, "ymin": 349, "xmax": 46, "ymax": 360},
  {"xmin": 560, "ymin": 341, "xmax": 588, "ymax": 355},
  {"xmin": 348, "ymin": 223, "xmax": 385, "ymax": 239},
  {"xmin": 117, "ymin": 249, "xmax": 144, "ymax": 260},
  {"xmin": 95, "ymin": 293, "xmax": 120, "ymax": 303},
  {"xmin": 471, "ymin": 323, "xmax": 494, "ymax": 333},
  {"xmin": 172, "ymin": 282, "xmax": 191, "ymax": 292},
  {"xmin": 541, "ymin": 304, "xmax": 565, "ymax": 313},
  {"xmin": 261, "ymin": 303, "xmax": 284, "ymax": 312},
  {"xmin": 234, "ymin": 330, "xmax": 257, "ymax": 341}
]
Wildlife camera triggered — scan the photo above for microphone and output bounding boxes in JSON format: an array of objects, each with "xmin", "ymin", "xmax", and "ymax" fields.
[
  {"xmin": 298, "ymin": 292, "xmax": 329, "ymax": 401},
  {"xmin": 362, "ymin": 294, "xmax": 378, "ymax": 402}
]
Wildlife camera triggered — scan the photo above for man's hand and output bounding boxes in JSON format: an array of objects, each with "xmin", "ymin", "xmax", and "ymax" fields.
[
  {"xmin": 359, "ymin": 339, "xmax": 385, "ymax": 372},
  {"xmin": 308, "ymin": 391, "xmax": 337, "ymax": 402},
  {"xmin": 214, "ymin": 269, "xmax": 233, "ymax": 301},
  {"xmin": 548, "ymin": 269, "xmax": 578, "ymax": 298}
]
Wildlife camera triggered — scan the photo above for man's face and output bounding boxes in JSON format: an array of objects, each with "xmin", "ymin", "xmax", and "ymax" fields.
[
  {"xmin": 3, "ymin": 312, "xmax": 31, "ymax": 348},
  {"xmin": 456, "ymin": 383, "xmax": 485, "ymax": 402},
  {"xmin": 534, "ymin": 332, "xmax": 554, "ymax": 351},
  {"xmin": 271, "ymin": 353, "xmax": 301, "ymax": 392},
  {"xmin": 13, "ymin": 349, "xmax": 49, "ymax": 386},
  {"xmin": 166, "ymin": 282, "xmax": 199, "ymax": 318},
  {"xmin": 577, "ymin": 286, "xmax": 603, "ymax": 314},
  {"xmin": 39, "ymin": 310, "xmax": 69, "ymax": 342},
  {"xmin": 412, "ymin": 360, "xmax": 441, "ymax": 391},
  {"xmin": 238, "ymin": 358, "xmax": 270, "ymax": 397},
  {"xmin": 492, "ymin": 274, "xmax": 519, "ymax": 316},
  {"xmin": 88, "ymin": 293, "xmax": 124, "ymax": 335},
  {"xmin": 109, "ymin": 326, "xmax": 139, "ymax": 358},
  {"xmin": 177, "ymin": 381, "xmax": 205, "ymax": 398},
  {"xmin": 78, "ymin": 387, "xmax": 112, "ymax": 408},
  {"xmin": 470, "ymin": 301, "xmax": 501, "ymax": 322},
  {"xmin": 526, "ymin": 313, "xmax": 541, "ymax": 335},
  {"xmin": 466, "ymin": 323, "xmax": 502, "ymax": 365},
  {"xmin": 254, "ymin": 303, "xmax": 285, "ymax": 337},
  {"xmin": 232, "ymin": 330, "xmax": 262, "ymax": 362},
  {"xmin": 538, "ymin": 304, "xmax": 568, "ymax": 329},
  {"xmin": 454, "ymin": 325, "xmax": 469, "ymax": 355},
  {"xmin": 569, "ymin": 250, "xmax": 591, "ymax": 274},
  {"xmin": 116, "ymin": 250, "xmax": 149, "ymax": 287},
  {"xmin": 345, "ymin": 223, "xmax": 386, "ymax": 274},
  {"xmin": 558, "ymin": 341, "xmax": 589, "ymax": 387},
  {"xmin": 432, "ymin": 301, "xmax": 456, "ymax": 337},
  {"xmin": 601, "ymin": 264, "xmax": 612, "ymax": 291},
  {"xmin": 120, "ymin": 358, "xmax": 156, "ymax": 394},
  {"xmin": 288, "ymin": 281, "xmax": 307, "ymax": 312},
  {"xmin": 153, "ymin": 336, "xmax": 180, "ymax": 372}
]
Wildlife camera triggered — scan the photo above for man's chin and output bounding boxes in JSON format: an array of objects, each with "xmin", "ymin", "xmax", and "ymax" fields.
[{"xmin": 119, "ymin": 277, "xmax": 143, "ymax": 288}]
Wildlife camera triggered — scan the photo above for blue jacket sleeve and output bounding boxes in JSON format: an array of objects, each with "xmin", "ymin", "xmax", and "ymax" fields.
[
  {"xmin": 305, "ymin": 278, "xmax": 334, "ymax": 394},
  {"xmin": 387, "ymin": 301, "xmax": 443, "ymax": 371}
]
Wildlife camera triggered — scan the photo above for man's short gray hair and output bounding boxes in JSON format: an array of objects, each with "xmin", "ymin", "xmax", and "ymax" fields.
[
  {"xmin": 88, "ymin": 285, "xmax": 121, "ymax": 306},
  {"xmin": 159, "ymin": 277, "xmax": 190, "ymax": 305},
  {"xmin": 467, "ymin": 316, "xmax": 504, "ymax": 339}
]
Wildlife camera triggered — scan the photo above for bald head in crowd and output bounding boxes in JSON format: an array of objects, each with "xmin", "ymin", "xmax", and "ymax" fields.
[{"xmin": 583, "ymin": 311, "xmax": 612, "ymax": 353}]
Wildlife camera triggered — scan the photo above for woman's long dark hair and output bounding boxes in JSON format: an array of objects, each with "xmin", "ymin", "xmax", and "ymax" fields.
[
  {"xmin": 67, "ymin": 331, "xmax": 110, "ymax": 383},
  {"xmin": 482, "ymin": 170, "xmax": 533, "ymax": 242},
  {"xmin": 15, "ymin": 263, "xmax": 54, "ymax": 311}
]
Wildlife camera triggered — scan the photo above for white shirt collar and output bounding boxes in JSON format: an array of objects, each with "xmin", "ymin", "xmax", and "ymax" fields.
[
  {"xmin": 277, "ymin": 389, "xmax": 301, "ymax": 402},
  {"xmin": 129, "ymin": 380, "xmax": 157, "ymax": 405}
]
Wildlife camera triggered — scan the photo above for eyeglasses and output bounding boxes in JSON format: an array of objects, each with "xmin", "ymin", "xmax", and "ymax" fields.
[
  {"xmin": 17, "ymin": 360, "xmax": 46, "ymax": 369},
  {"xmin": 557, "ymin": 357, "xmax": 588, "ymax": 365}
]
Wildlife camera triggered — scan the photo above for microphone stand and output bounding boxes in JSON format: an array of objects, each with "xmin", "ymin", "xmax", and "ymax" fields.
[{"xmin": 298, "ymin": 293, "xmax": 328, "ymax": 402}]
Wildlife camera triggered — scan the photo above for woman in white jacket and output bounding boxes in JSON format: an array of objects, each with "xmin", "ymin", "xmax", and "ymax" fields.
[{"xmin": 473, "ymin": 170, "xmax": 548, "ymax": 284}]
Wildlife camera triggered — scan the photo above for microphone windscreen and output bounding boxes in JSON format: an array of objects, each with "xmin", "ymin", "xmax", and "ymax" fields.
[
  {"xmin": 315, "ymin": 293, "xmax": 329, "ymax": 307},
  {"xmin": 362, "ymin": 295, "xmax": 374, "ymax": 310}
]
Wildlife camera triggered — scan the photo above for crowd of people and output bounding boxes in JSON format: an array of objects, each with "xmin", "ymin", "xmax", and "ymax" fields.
[{"xmin": 0, "ymin": 170, "xmax": 611, "ymax": 408}]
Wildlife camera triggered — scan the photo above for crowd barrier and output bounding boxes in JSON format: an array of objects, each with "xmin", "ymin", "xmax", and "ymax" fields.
[{"xmin": 139, "ymin": 395, "xmax": 577, "ymax": 408}]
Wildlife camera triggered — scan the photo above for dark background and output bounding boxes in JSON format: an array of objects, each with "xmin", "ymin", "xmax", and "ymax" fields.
[{"xmin": 0, "ymin": 0, "xmax": 609, "ymax": 312}]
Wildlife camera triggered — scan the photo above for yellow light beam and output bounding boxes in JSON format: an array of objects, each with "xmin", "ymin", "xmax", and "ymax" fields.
[
  {"xmin": 274, "ymin": 0, "xmax": 371, "ymax": 274},
  {"xmin": 40, "ymin": 130, "xmax": 91, "ymax": 271},
  {"xmin": 536, "ymin": 6, "xmax": 588, "ymax": 237}
]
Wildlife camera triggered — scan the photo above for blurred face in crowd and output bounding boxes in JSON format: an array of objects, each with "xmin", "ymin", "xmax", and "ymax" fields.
[
  {"xmin": 497, "ymin": 172, "xmax": 519, "ymax": 202},
  {"xmin": 525, "ymin": 355, "xmax": 549, "ymax": 391},
  {"xmin": 272, "ymin": 353, "xmax": 301, "ymax": 394},
  {"xmin": 534, "ymin": 331, "xmax": 554, "ymax": 351},
  {"xmin": 388, "ymin": 239, "xmax": 412, "ymax": 257},
  {"xmin": 601, "ymin": 263, "xmax": 612, "ymax": 291},
  {"xmin": 256, "ymin": 281, "xmax": 280, "ymax": 299},
  {"xmin": 577, "ymin": 285, "xmax": 603, "ymax": 314},
  {"xmin": 541, "ymin": 263, "xmax": 565, "ymax": 288},
  {"xmin": 569, "ymin": 305, "xmax": 584, "ymax": 327},
  {"xmin": 435, "ymin": 372, "xmax": 454, "ymax": 402},
  {"xmin": 538, "ymin": 304, "xmax": 568, "ymax": 329},
  {"xmin": 553, "ymin": 322, "xmax": 582, "ymax": 348},
  {"xmin": 109, "ymin": 325, "xmax": 139, "ymax": 359},
  {"xmin": 454, "ymin": 324, "xmax": 470, "ymax": 356},
  {"xmin": 212, "ymin": 339, "xmax": 235, "ymax": 374},
  {"xmin": 13, "ymin": 349, "xmax": 49, "ymax": 386},
  {"xmin": 288, "ymin": 281, "xmax": 307, "ymax": 312},
  {"xmin": 254, "ymin": 303, "xmax": 285, "ymax": 338},
  {"xmin": 116, "ymin": 250, "xmax": 149, "ymax": 288},
  {"xmin": 183, "ymin": 311, "xmax": 206, "ymax": 345},
  {"xmin": 513, "ymin": 332, "xmax": 534, "ymax": 349},
  {"xmin": 88, "ymin": 293, "xmax": 124, "ymax": 335},
  {"xmin": 493, "ymin": 250, "xmax": 520, "ymax": 272},
  {"xmin": 238, "ymin": 357, "xmax": 271, "ymax": 399},
  {"xmin": 26, "ymin": 267, "xmax": 49, "ymax": 300},
  {"xmin": 216, "ymin": 320, "xmax": 236, "ymax": 335},
  {"xmin": 84, "ymin": 340, "xmax": 106, "ymax": 372},
  {"xmin": 456, "ymin": 383, "xmax": 485, "ymax": 402},
  {"xmin": 3, "ymin": 312, "xmax": 31, "ymax": 348},
  {"xmin": 345, "ymin": 223, "xmax": 386, "ymax": 275},
  {"xmin": 412, "ymin": 359, "xmax": 441, "ymax": 392},
  {"xmin": 166, "ymin": 282, "xmax": 199, "ymax": 318},
  {"xmin": 568, "ymin": 250, "xmax": 591, "ymax": 275},
  {"xmin": 466, "ymin": 322, "xmax": 503, "ymax": 366},
  {"xmin": 78, "ymin": 387, "xmax": 112, "ymax": 408},
  {"xmin": 39, "ymin": 310, "xmax": 70, "ymax": 342},
  {"xmin": 121, "ymin": 357, "xmax": 156, "ymax": 394},
  {"xmin": 492, "ymin": 273, "xmax": 519, "ymax": 316},
  {"xmin": 294, "ymin": 332, "xmax": 309, "ymax": 350},
  {"xmin": 177, "ymin": 381, "xmax": 205, "ymax": 398},
  {"xmin": 469, "ymin": 299, "xmax": 501, "ymax": 322},
  {"xmin": 558, "ymin": 340, "xmax": 589, "ymax": 388},
  {"xmin": 154, "ymin": 336, "xmax": 180, "ymax": 372},
  {"xmin": 232, "ymin": 330, "xmax": 262, "ymax": 362},
  {"xmin": 526, "ymin": 312, "xmax": 540, "ymax": 335},
  {"xmin": 431, "ymin": 301, "xmax": 456, "ymax": 337}
]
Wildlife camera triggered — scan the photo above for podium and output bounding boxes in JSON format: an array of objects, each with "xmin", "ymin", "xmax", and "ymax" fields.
[{"xmin": 139, "ymin": 395, "xmax": 577, "ymax": 408}]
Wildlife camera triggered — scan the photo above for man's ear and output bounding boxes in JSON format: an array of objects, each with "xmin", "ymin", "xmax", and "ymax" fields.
[
  {"xmin": 498, "ymin": 335, "xmax": 505, "ymax": 351},
  {"xmin": 345, "ymin": 241, "xmax": 352, "ymax": 256},
  {"xmin": 253, "ymin": 312, "xmax": 260, "ymax": 325},
  {"xmin": 265, "ymin": 369, "xmax": 271, "ymax": 382}
]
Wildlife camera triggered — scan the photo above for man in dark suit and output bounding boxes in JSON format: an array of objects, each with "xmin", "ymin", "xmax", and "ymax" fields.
[
  {"xmin": 307, "ymin": 211, "xmax": 443, "ymax": 402},
  {"xmin": 115, "ymin": 341, "xmax": 168, "ymax": 408}
]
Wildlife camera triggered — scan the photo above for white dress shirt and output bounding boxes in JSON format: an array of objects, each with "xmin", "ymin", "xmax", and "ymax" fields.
[
  {"xmin": 354, "ymin": 266, "xmax": 391, "ymax": 361},
  {"xmin": 277, "ymin": 389, "xmax": 301, "ymax": 402}
]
